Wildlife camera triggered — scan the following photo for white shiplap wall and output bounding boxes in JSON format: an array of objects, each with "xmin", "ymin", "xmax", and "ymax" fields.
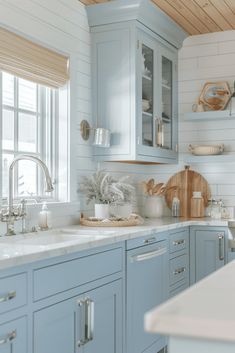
[
  {"xmin": 0, "ymin": 0, "xmax": 95, "ymax": 228},
  {"xmin": 178, "ymin": 31, "xmax": 235, "ymax": 211}
]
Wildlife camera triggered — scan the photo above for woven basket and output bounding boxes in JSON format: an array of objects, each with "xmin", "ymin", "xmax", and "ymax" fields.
[{"xmin": 80, "ymin": 214, "xmax": 143, "ymax": 227}]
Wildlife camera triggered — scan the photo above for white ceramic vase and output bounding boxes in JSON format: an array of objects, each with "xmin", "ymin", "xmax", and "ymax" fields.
[
  {"xmin": 94, "ymin": 204, "xmax": 110, "ymax": 219},
  {"xmin": 144, "ymin": 196, "xmax": 164, "ymax": 218}
]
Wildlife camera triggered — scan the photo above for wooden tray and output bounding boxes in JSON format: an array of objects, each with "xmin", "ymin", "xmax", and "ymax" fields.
[
  {"xmin": 165, "ymin": 166, "xmax": 211, "ymax": 218},
  {"xmin": 80, "ymin": 214, "xmax": 144, "ymax": 227}
]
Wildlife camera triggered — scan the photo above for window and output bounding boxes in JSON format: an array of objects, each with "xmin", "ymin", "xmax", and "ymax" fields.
[{"xmin": 0, "ymin": 71, "xmax": 58, "ymax": 201}]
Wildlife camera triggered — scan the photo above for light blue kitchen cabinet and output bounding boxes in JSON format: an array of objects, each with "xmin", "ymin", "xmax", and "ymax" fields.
[
  {"xmin": 0, "ymin": 316, "xmax": 27, "ymax": 353},
  {"xmin": 87, "ymin": 0, "xmax": 186, "ymax": 164},
  {"xmin": 168, "ymin": 228, "xmax": 190, "ymax": 297},
  {"xmin": 190, "ymin": 227, "xmax": 228, "ymax": 284},
  {"xmin": 126, "ymin": 239, "xmax": 168, "ymax": 353},
  {"xmin": 33, "ymin": 279, "xmax": 123, "ymax": 353}
]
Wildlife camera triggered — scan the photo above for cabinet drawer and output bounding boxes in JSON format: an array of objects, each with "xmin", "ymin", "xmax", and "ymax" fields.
[
  {"xmin": 0, "ymin": 316, "xmax": 27, "ymax": 352},
  {"xmin": 0, "ymin": 273, "xmax": 27, "ymax": 315},
  {"xmin": 169, "ymin": 282, "xmax": 188, "ymax": 298},
  {"xmin": 33, "ymin": 247, "xmax": 123, "ymax": 301},
  {"xmin": 170, "ymin": 254, "xmax": 188, "ymax": 287},
  {"xmin": 169, "ymin": 230, "xmax": 188, "ymax": 254}
]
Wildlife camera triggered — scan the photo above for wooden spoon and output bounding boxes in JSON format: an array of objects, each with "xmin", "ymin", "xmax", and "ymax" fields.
[
  {"xmin": 153, "ymin": 183, "xmax": 164, "ymax": 195},
  {"xmin": 146, "ymin": 179, "xmax": 154, "ymax": 194}
]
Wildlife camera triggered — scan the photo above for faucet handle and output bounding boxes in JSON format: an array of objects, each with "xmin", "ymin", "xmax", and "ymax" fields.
[
  {"xmin": 0, "ymin": 208, "xmax": 8, "ymax": 222},
  {"xmin": 18, "ymin": 199, "xmax": 27, "ymax": 217}
]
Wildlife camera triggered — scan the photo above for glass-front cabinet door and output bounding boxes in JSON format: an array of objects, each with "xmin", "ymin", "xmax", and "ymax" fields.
[
  {"xmin": 158, "ymin": 48, "xmax": 177, "ymax": 151},
  {"xmin": 160, "ymin": 53, "xmax": 173, "ymax": 150},
  {"xmin": 138, "ymin": 30, "xmax": 177, "ymax": 161},
  {"xmin": 141, "ymin": 38, "xmax": 156, "ymax": 148}
]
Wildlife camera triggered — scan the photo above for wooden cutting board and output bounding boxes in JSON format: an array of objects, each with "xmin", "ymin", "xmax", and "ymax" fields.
[{"xmin": 165, "ymin": 166, "xmax": 211, "ymax": 218}]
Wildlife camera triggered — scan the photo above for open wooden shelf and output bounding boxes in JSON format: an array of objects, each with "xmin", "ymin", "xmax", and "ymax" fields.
[
  {"xmin": 184, "ymin": 110, "xmax": 234, "ymax": 121},
  {"xmin": 183, "ymin": 153, "xmax": 235, "ymax": 164}
]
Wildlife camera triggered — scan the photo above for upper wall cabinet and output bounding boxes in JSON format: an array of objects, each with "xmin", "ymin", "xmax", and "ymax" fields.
[{"xmin": 87, "ymin": 0, "xmax": 187, "ymax": 164}]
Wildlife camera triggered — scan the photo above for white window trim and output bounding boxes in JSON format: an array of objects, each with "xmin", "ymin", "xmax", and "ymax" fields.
[{"xmin": 0, "ymin": 72, "xmax": 69, "ymax": 205}]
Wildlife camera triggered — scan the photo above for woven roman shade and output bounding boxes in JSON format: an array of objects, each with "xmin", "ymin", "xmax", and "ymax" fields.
[{"xmin": 0, "ymin": 27, "xmax": 69, "ymax": 88}]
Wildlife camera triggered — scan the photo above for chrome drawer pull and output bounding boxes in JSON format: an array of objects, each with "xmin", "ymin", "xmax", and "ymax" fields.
[
  {"xmin": 0, "ymin": 330, "xmax": 16, "ymax": 346},
  {"xmin": 131, "ymin": 247, "xmax": 167, "ymax": 262},
  {"xmin": 144, "ymin": 237, "xmax": 156, "ymax": 244},
  {"xmin": 77, "ymin": 298, "xmax": 94, "ymax": 347},
  {"xmin": 173, "ymin": 239, "xmax": 185, "ymax": 246},
  {"xmin": 85, "ymin": 298, "xmax": 94, "ymax": 344},
  {"xmin": 218, "ymin": 234, "xmax": 225, "ymax": 261},
  {"xmin": 0, "ymin": 291, "xmax": 16, "ymax": 303},
  {"xmin": 174, "ymin": 267, "xmax": 186, "ymax": 275}
]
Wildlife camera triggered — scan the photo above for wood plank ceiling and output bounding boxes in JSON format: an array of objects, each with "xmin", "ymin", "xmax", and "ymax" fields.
[{"xmin": 80, "ymin": 0, "xmax": 235, "ymax": 35}]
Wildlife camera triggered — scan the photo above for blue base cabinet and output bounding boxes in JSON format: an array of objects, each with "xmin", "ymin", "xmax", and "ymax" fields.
[
  {"xmin": 168, "ymin": 228, "xmax": 189, "ymax": 298},
  {"xmin": 126, "ymin": 238, "xmax": 168, "ymax": 353},
  {"xmin": 190, "ymin": 227, "xmax": 228, "ymax": 284},
  {"xmin": 0, "ymin": 317, "xmax": 27, "ymax": 353},
  {"xmin": 33, "ymin": 280, "xmax": 122, "ymax": 353}
]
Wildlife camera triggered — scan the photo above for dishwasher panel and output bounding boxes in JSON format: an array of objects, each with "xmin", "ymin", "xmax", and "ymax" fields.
[{"xmin": 126, "ymin": 240, "xmax": 168, "ymax": 353}]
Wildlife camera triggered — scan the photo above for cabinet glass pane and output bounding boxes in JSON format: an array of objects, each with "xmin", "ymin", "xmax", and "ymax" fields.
[
  {"xmin": 142, "ymin": 44, "xmax": 154, "ymax": 147},
  {"xmin": 161, "ymin": 56, "xmax": 172, "ymax": 149}
]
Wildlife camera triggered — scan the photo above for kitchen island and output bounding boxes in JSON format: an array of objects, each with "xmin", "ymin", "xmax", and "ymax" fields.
[{"xmin": 145, "ymin": 259, "xmax": 235, "ymax": 353}]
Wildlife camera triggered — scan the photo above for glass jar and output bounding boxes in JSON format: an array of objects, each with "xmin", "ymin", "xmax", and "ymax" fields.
[{"xmin": 210, "ymin": 200, "xmax": 221, "ymax": 219}]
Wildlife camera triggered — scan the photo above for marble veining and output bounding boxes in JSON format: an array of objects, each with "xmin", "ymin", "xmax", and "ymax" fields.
[
  {"xmin": 145, "ymin": 259, "xmax": 235, "ymax": 342},
  {"xmin": 0, "ymin": 217, "xmax": 230, "ymax": 270}
]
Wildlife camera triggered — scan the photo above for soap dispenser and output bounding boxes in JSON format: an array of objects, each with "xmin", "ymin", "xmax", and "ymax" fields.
[{"xmin": 38, "ymin": 202, "xmax": 52, "ymax": 230}]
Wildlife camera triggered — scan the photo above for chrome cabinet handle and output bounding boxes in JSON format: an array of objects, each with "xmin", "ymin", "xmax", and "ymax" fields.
[
  {"xmin": 218, "ymin": 234, "xmax": 225, "ymax": 261},
  {"xmin": 174, "ymin": 267, "xmax": 186, "ymax": 275},
  {"xmin": 131, "ymin": 247, "xmax": 167, "ymax": 262},
  {"xmin": 77, "ymin": 299, "xmax": 86, "ymax": 347},
  {"xmin": 144, "ymin": 237, "xmax": 156, "ymax": 244},
  {"xmin": 173, "ymin": 239, "xmax": 185, "ymax": 246},
  {"xmin": 85, "ymin": 298, "xmax": 94, "ymax": 344},
  {"xmin": 77, "ymin": 298, "xmax": 94, "ymax": 347},
  {"xmin": 0, "ymin": 330, "xmax": 16, "ymax": 346},
  {"xmin": 0, "ymin": 291, "xmax": 16, "ymax": 303}
]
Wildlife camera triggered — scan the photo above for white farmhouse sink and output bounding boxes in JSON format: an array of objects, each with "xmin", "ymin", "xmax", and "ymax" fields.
[
  {"xmin": 0, "ymin": 230, "xmax": 110, "ymax": 248},
  {"xmin": 13, "ymin": 233, "xmax": 93, "ymax": 246}
]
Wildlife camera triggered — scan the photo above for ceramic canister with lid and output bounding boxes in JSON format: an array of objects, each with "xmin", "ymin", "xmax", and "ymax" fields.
[{"xmin": 190, "ymin": 191, "xmax": 205, "ymax": 218}]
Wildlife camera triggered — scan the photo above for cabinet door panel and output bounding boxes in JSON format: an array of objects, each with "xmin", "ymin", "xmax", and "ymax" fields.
[
  {"xmin": 83, "ymin": 280, "xmax": 122, "ymax": 353},
  {"xmin": 34, "ymin": 298, "xmax": 76, "ymax": 353},
  {"xmin": 0, "ymin": 317, "xmax": 27, "ymax": 353},
  {"xmin": 159, "ymin": 44, "xmax": 178, "ymax": 157},
  {"xmin": 92, "ymin": 28, "xmax": 132, "ymax": 157},
  {"xmin": 126, "ymin": 241, "xmax": 168, "ymax": 353},
  {"xmin": 195, "ymin": 230, "xmax": 225, "ymax": 282}
]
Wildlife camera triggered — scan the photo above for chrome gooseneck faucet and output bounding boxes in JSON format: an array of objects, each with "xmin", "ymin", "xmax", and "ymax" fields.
[{"xmin": 1, "ymin": 155, "xmax": 54, "ymax": 236}]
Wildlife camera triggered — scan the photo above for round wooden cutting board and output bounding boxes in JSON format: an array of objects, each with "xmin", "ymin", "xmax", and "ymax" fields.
[{"xmin": 165, "ymin": 166, "xmax": 211, "ymax": 218}]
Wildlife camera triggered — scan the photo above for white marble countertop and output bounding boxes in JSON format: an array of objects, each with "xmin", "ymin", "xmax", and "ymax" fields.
[
  {"xmin": 0, "ymin": 217, "xmax": 230, "ymax": 270},
  {"xmin": 145, "ymin": 259, "xmax": 235, "ymax": 343}
]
